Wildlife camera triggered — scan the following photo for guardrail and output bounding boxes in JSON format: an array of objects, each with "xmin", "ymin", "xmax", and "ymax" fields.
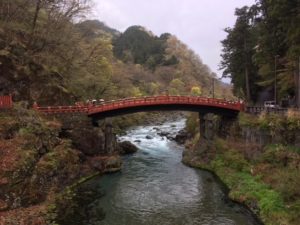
[{"xmin": 246, "ymin": 106, "xmax": 288, "ymax": 114}]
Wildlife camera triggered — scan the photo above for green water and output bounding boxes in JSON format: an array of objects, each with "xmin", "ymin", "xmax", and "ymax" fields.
[{"xmin": 85, "ymin": 119, "xmax": 261, "ymax": 225}]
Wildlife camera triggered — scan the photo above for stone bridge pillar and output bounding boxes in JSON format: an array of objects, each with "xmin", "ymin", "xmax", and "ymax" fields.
[
  {"xmin": 218, "ymin": 116, "xmax": 236, "ymax": 138},
  {"xmin": 199, "ymin": 113, "xmax": 216, "ymax": 140},
  {"xmin": 199, "ymin": 113, "xmax": 206, "ymax": 139}
]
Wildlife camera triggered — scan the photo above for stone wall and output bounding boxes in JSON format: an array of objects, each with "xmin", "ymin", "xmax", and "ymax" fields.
[
  {"xmin": 198, "ymin": 112, "xmax": 300, "ymax": 149},
  {"xmin": 238, "ymin": 126, "xmax": 300, "ymax": 148}
]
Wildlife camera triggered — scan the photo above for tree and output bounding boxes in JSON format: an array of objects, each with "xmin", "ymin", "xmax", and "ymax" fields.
[
  {"xmin": 169, "ymin": 78, "xmax": 185, "ymax": 95},
  {"xmin": 0, "ymin": 0, "xmax": 96, "ymax": 104},
  {"xmin": 191, "ymin": 86, "xmax": 202, "ymax": 96},
  {"xmin": 148, "ymin": 82, "xmax": 160, "ymax": 95},
  {"xmin": 131, "ymin": 87, "xmax": 143, "ymax": 97},
  {"xmin": 221, "ymin": 0, "xmax": 300, "ymax": 104},
  {"xmin": 254, "ymin": 0, "xmax": 299, "ymax": 101},
  {"xmin": 220, "ymin": 6, "xmax": 260, "ymax": 102},
  {"xmin": 165, "ymin": 35, "xmax": 212, "ymax": 91}
]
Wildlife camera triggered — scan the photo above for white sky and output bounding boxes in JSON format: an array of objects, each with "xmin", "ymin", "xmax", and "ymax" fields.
[{"xmin": 92, "ymin": 0, "xmax": 256, "ymax": 81}]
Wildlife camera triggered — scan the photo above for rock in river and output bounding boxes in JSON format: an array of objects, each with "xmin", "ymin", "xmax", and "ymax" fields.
[
  {"xmin": 119, "ymin": 141, "xmax": 139, "ymax": 154},
  {"xmin": 157, "ymin": 131, "xmax": 170, "ymax": 137},
  {"xmin": 174, "ymin": 129, "xmax": 189, "ymax": 144},
  {"xmin": 104, "ymin": 155, "xmax": 122, "ymax": 173}
]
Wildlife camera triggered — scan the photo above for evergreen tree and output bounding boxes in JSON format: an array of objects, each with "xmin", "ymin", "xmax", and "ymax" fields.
[
  {"xmin": 220, "ymin": 6, "xmax": 260, "ymax": 102},
  {"xmin": 221, "ymin": 0, "xmax": 300, "ymax": 104}
]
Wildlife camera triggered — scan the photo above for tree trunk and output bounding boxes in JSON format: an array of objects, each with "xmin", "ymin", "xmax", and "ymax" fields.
[
  {"xmin": 245, "ymin": 66, "xmax": 251, "ymax": 102},
  {"xmin": 298, "ymin": 56, "xmax": 300, "ymax": 107},
  {"xmin": 32, "ymin": 0, "xmax": 42, "ymax": 33},
  {"xmin": 244, "ymin": 37, "xmax": 251, "ymax": 103}
]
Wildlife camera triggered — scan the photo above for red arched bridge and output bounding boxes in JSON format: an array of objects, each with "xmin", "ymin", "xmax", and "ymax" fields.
[{"xmin": 32, "ymin": 96, "xmax": 244, "ymax": 119}]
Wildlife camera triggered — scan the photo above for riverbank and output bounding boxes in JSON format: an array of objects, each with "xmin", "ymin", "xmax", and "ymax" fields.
[
  {"xmin": 0, "ymin": 105, "xmax": 122, "ymax": 224},
  {"xmin": 182, "ymin": 112, "xmax": 300, "ymax": 225},
  {"xmin": 0, "ymin": 107, "xmax": 186, "ymax": 224}
]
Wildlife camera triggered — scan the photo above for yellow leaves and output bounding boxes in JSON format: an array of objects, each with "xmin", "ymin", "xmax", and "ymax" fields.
[
  {"xmin": 169, "ymin": 78, "xmax": 185, "ymax": 95},
  {"xmin": 191, "ymin": 86, "xmax": 202, "ymax": 96},
  {"xmin": 131, "ymin": 87, "xmax": 143, "ymax": 97},
  {"xmin": 148, "ymin": 82, "xmax": 160, "ymax": 95},
  {"xmin": 170, "ymin": 78, "xmax": 184, "ymax": 89}
]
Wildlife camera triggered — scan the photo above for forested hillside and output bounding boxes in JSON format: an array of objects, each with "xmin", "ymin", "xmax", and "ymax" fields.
[
  {"xmin": 220, "ymin": 0, "xmax": 300, "ymax": 105},
  {"xmin": 0, "ymin": 0, "xmax": 232, "ymax": 107}
]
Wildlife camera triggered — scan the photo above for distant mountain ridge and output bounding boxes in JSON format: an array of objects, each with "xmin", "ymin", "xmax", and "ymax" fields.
[
  {"xmin": 112, "ymin": 26, "xmax": 178, "ymax": 69},
  {"xmin": 76, "ymin": 20, "xmax": 120, "ymax": 39}
]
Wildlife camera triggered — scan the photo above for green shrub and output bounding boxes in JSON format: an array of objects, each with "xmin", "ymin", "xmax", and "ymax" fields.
[
  {"xmin": 223, "ymin": 150, "xmax": 250, "ymax": 172},
  {"xmin": 207, "ymin": 141, "xmax": 287, "ymax": 224},
  {"xmin": 271, "ymin": 168, "xmax": 300, "ymax": 202},
  {"xmin": 12, "ymin": 149, "xmax": 38, "ymax": 181},
  {"xmin": 239, "ymin": 113, "xmax": 259, "ymax": 127},
  {"xmin": 185, "ymin": 113, "xmax": 199, "ymax": 135}
]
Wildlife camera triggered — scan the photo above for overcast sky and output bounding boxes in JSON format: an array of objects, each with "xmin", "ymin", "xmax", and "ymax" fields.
[{"xmin": 93, "ymin": 0, "xmax": 256, "ymax": 81}]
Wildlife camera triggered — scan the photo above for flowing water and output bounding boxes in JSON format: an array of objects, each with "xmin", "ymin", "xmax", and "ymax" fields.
[{"xmin": 86, "ymin": 119, "xmax": 261, "ymax": 225}]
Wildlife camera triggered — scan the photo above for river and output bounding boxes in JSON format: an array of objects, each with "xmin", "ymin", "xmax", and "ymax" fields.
[{"xmin": 85, "ymin": 119, "xmax": 261, "ymax": 225}]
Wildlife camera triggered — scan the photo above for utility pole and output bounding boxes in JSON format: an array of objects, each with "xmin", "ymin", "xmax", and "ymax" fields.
[
  {"xmin": 212, "ymin": 78, "xmax": 215, "ymax": 98},
  {"xmin": 298, "ymin": 56, "xmax": 300, "ymax": 108},
  {"xmin": 274, "ymin": 55, "xmax": 279, "ymax": 105}
]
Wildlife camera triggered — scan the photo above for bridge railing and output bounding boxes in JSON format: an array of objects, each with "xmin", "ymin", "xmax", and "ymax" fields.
[
  {"xmin": 89, "ymin": 96, "xmax": 244, "ymax": 113},
  {"xmin": 34, "ymin": 105, "xmax": 89, "ymax": 114},
  {"xmin": 245, "ymin": 106, "xmax": 288, "ymax": 115},
  {"xmin": 95, "ymin": 96, "xmax": 232, "ymax": 104},
  {"xmin": 33, "ymin": 96, "xmax": 244, "ymax": 114}
]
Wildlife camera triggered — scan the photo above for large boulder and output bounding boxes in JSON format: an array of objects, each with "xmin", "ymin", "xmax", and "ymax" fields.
[
  {"xmin": 119, "ymin": 141, "xmax": 138, "ymax": 154},
  {"xmin": 89, "ymin": 156, "xmax": 106, "ymax": 171},
  {"xmin": 174, "ymin": 129, "xmax": 189, "ymax": 144},
  {"xmin": 89, "ymin": 155, "xmax": 122, "ymax": 173},
  {"xmin": 104, "ymin": 155, "xmax": 122, "ymax": 173}
]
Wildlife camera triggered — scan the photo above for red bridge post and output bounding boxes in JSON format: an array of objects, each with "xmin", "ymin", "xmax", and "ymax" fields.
[{"xmin": 0, "ymin": 95, "xmax": 13, "ymax": 109}]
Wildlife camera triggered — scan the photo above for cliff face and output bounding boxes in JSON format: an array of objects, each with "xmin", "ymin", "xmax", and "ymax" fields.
[{"xmin": 0, "ymin": 106, "xmax": 121, "ymax": 224}]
